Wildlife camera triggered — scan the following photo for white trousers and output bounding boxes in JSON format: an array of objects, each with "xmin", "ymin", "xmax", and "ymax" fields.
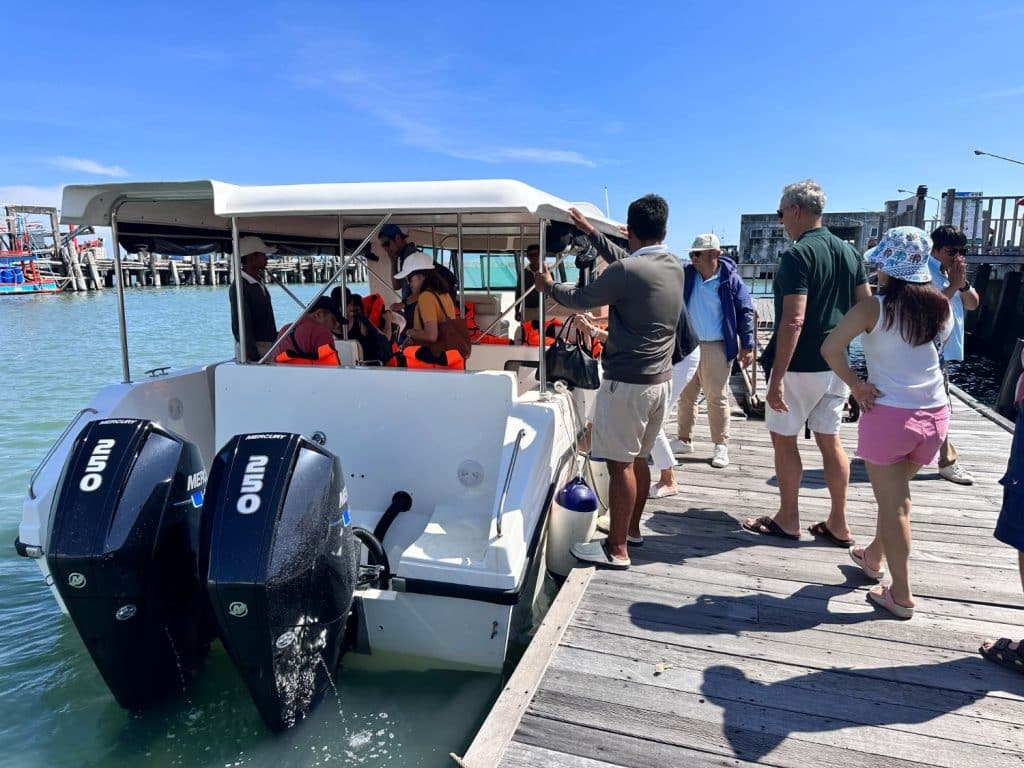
[{"xmin": 650, "ymin": 348, "xmax": 702, "ymax": 471}]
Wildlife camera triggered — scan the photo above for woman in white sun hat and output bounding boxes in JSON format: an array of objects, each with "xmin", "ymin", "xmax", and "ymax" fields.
[{"xmin": 820, "ymin": 226, "xmax": 952, "ymax": 619}]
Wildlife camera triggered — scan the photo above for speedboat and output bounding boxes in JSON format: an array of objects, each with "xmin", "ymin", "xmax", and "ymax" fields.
[{"xmin": 15, "ymin": 179, "xmax": 620, "ymax": 728}]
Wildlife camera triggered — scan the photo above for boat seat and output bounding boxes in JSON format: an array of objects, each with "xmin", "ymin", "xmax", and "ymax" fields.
[
  {"xmin": 334, "ymin": 339, "xmax": 363, "ymax": 366},
  {"xmin": 400, "ymin": 503, "xmax": 493, "ymax": 567}
]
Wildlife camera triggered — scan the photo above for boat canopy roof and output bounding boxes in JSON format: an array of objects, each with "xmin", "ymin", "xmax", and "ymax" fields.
[{"xmin": 60, "ymin": 179, "xmax": 624, "ymax": 255}]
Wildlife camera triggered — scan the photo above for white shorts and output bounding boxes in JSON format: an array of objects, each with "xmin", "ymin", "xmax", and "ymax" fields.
[{"xmin": 766, "ymin": 371, "xmax": 849, "ymax": 436}]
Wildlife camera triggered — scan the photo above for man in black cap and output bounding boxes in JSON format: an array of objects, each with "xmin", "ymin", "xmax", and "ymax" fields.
[{"xmin": 379, "ymin": 224, "xmax": 459, "ymax": 323}]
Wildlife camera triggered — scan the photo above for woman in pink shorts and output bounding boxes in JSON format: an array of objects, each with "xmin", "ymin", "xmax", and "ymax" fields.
[{"xmin": 821, "ymin": 226, "xmax": 952, "ymax": 619}]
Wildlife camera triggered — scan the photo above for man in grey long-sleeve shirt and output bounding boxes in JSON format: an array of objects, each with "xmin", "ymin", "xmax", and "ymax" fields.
[{"xmin": 533, "ymin": 194, "xmax": 684, "ymax": 569}]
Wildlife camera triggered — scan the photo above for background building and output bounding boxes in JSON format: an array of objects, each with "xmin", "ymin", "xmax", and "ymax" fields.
[{"xmin": 738, "ymin": 211, "xmax": 884, "ymax": 263}]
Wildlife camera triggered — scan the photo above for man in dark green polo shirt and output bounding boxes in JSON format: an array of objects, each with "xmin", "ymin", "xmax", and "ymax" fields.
[{"xmin": 743, "ymin": 180, "xmax": 870, "ymax": 546}]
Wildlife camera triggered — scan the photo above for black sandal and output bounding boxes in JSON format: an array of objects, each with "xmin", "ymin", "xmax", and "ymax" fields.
[
  {"xmin": 741, "ymin": 515, "xmax": 800, "ymax": 541},
  {"xmin": 808, "ymin": 521, "xmax": 854, "ymax": 548},
  {"xmin": 980, "ymin": 638, "xmax": 1024, "ymax": 674}
]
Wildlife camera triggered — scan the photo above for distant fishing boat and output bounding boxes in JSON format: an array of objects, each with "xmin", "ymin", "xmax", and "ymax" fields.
[
  {"xmin": 0, "ymin": 251, "xmax": 64, "ymax": 294},
  {"xmin": 0, "ymin": 213, "xmax": 67, "ymax": 294}
]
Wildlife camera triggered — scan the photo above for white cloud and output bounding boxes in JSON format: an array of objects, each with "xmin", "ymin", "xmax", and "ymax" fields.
[
  {"xmin": 977, "ymin": 84, "xmax": 1024, "ymax": 100},
  {"xmin": 47, "ymin": 156, "xmax": 128, "ymax": 177},
  {"xmin": 0, "ymin": 185, "xmax": 63, "ymax": 208},
  {"xmin": 294, "ymin": 42, "xmax": 599, "ymax": 168}
]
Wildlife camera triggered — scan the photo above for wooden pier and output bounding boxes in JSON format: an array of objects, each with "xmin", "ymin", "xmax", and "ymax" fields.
[{"xmin": 463, "ymin": 379, "xmax": 1022, "ymax": 767}]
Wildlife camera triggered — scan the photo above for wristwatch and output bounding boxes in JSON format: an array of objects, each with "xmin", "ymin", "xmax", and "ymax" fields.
[
  {"xmin": 959, "ymin": 281, "xmax": 971, "ymax": 293},
  {"xmin": 589, "ymin": 326, "xmax": 599, "ymax": 339}
]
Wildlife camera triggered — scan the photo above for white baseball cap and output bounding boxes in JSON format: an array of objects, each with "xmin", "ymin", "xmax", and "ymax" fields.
[
  {"xmin": 689, "ymin": 233, "xmax": 721, "ymax": 252},
  {"xmin": 393, "ymin": 250, "xmax": 435, "ymax": 279},
  {"xmin": 239, "ymin": 235, "xmax": 276, "ymax": 257}
]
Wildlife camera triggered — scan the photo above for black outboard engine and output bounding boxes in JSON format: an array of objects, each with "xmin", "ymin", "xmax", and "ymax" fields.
[
  {"xmin": 200, "ymin": 433, "xmax": 359, "ymax": 731},
  {"xmin": 45, "ymin": 418, "xmax": 210, "ymax": 711}
]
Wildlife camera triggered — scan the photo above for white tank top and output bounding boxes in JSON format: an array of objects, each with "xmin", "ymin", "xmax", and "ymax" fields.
[{"xmin": 861, "ymin": 296, "xmax": 952, "ymax": 409}]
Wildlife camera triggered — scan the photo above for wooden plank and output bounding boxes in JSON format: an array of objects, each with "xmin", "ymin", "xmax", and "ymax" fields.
[
  {"xmin": 457, "ymin": 566, "xmax": 594, "ymax": 767},
  {"xmin": 511, "ymin": 716, "xmax": 768, "ymax": 768},
  {"xmin": 561, "ymin": 625, "xmax": 1024, "ymax": 727},
  {"xmin": 548, "ymin": 643, "xmax": 1024, "ymax": 750},
  {"xmin": 530, "ymin": 671, "xmax": 1024, "ymax": 768}
]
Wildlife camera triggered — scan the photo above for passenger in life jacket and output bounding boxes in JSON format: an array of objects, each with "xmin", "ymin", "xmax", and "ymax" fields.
[
  {"xmin": 520, "ymin": 317, "xmax": 564, "ymax": 347},
  {"xmin": 330, "ymin": 287, "xmax": 394, "ymax": 365},
  {"xmin": 274, "ymin": 297, "xmax": 342, "ymax": 366},
  {"xmin": 393, "ymin": 252, "xmax": 466, "ymax": 370}
]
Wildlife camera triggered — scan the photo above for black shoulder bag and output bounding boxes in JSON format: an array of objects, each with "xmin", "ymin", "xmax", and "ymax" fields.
[{"xmin": 538, "ymin": 314, "xmax": 600, "ymax": 390}]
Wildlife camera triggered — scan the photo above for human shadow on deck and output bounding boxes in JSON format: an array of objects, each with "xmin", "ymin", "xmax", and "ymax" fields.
[
  {"xmin": 764, "ymin": 462, "xmax": 871, "ymax": 488},
  {"xmin": 700, "ymin": 657, "xmax": 1024, "ymax": 762},
  {"xmin": 627, "ymin": 576, "xmax": 874, "ymax": 638}
]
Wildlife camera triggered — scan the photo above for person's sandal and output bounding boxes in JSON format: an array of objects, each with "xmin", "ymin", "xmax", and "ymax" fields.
[{"xmin": 980, "ymin": 638, "xmax": 1024, "ymax": 674}]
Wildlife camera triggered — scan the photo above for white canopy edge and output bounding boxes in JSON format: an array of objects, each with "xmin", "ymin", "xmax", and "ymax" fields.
[{"xmin": 60, "ymin": 178, "xmax": 623, "ymax": 235}]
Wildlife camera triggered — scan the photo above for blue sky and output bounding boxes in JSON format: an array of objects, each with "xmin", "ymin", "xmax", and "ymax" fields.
[{"xmin": 5, "ymin": 0, "xmax": 1024, "ymax": 250}]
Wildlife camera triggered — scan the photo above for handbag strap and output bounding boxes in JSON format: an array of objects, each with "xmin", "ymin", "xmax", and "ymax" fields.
[
  {"xmin": 554, "ymin": 314, "xmax": 587, "ymax": 346},
  {"xmin": 415, "ymin": 291, "xmax": 453, "ymax": 328}
]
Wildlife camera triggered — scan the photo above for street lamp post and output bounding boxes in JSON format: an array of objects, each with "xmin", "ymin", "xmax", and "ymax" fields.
[{"xmin": 973, "ymin": 149, "xmax": 1024, "ymax": 166}]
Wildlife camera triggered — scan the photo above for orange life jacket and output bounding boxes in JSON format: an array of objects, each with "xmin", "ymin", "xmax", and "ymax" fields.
[
  {"xmin": 275, "ymin": 342, "xmax": 340, "ymax": 366},
  {"xmin": 362, "ymin": 294, "xmax": 386, "ymax": 331},
  {"xmin": 522, "ymin": 318, "xmax": 563, "ymax": 347},
  {"xmin": 398, "ymin": 346, "xmax": 465, "ymax": 370}
]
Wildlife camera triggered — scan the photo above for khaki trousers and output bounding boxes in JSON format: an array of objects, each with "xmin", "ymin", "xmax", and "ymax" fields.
[
  {"xmin": 939, "ymin": 367, "xmax": 959, "ymax": 468},
  {"xmin": 677, "ymin": 341, "xmax": 732, "ymax": 445}
]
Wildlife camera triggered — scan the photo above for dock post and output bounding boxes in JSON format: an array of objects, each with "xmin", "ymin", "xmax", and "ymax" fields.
[
  {"xmin": 192, "ymin": 253, "xmax": 202, "ymax": 284},
  {"xmin": 992, "ymin": 272, "xmax": 1023, "ymax": 359},
  {"xmin": 169, "ymin": 259, "xmax": 180, "ymax": 286},
  {"xmin": 297, "ymin": 256, "xmax": 305, "ymax": 283},
  {"xmin": 966, "ymin": 264, "xmax": 992, "ymax": 334},
  {"xmin": 148, "ymin": 250, "xmax": 161, "ymax": 287},
  {"xmin": 208, "ymin": 254, "xmax": 216, "ymax": 286},
  {"xmin": 85, "ymin": 252, "xmax": 102, "ymax": 290}
]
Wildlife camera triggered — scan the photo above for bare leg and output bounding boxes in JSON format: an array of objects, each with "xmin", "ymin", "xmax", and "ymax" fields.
[
  {"xmin": 764, "ymin": 432, "xmax": 802, "ymax": 536},
  {"xmin": 606, "ymin": 459, "xmax": 636, "ymax": 560},
  {"xmin": 815, "ymin": 432, "xmax": 852, "ymax": 540},
  {"xmin": 865, "ymin": 460, "xmax": 920, "ymax": 609},
  {"xmin": 863, "ymin": 461, "xmax": 919, "ymax": 572},
  {"xmin": 630, "ymin": 457, "xmax": 651, "ymax": 540},
  {"xmin": 654, "ymin": 467, "xmax": 677, "ymax": 493}
]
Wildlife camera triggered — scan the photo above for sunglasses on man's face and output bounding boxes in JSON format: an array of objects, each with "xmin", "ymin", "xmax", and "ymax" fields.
[{"xmin": 949, "ymin": 246, "xmax": 968, "ymax": 256}]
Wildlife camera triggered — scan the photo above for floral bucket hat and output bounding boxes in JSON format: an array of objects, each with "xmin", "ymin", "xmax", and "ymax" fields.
[{"xmin": 863, "ymin": 226, "xmax": 933, "ymax": 283}]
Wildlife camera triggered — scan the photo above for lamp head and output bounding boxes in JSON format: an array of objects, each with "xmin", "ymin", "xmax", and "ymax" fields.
[{"xmin": 973, "ymin": 149, "xmax": 984, "ymax": 156}]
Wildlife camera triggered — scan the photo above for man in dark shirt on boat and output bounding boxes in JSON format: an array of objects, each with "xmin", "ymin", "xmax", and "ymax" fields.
[
  {"xmin": 380, "ymin": 224, "xmax": 459, "ymax": 324},
  {"xmin": 533, "ymin": 194, "xmax": 685, "ymax": 570},
  {"xmin": 230, "ymin": 236, "xmax": 278, "ymax": 362}
]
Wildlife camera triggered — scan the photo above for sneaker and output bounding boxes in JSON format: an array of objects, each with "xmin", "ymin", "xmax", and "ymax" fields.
[
  {"xmin": 939, "ymin": 462, "xmax": 974, "ymax": 485},
  {"xmin": 711, "ymin": 444, "xmax": 730, "ymax": 468},
  {"xmin": 670, "ymin": 438, "xmax": 693, "ymax": 455},
  {"xmin": 595, "ymin": 514, "xmax": 643, "ymax": 545}
]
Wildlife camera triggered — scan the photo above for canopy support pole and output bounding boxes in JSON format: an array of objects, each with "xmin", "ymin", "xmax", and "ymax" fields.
[
  {"xmin": 338, "ymin": 215, "xmax": 348, "ymax": 341},
  {"xmin": 231, "ymin": 217, "xmax": 247, "ymax": 364},
  {"xmin": 457, "ymin": 212, "xmax": 465, "ymax": 317},
  {"xmin": 110, "ymin": 200, "xmax": 131, "ymax": 383},
  {"xmin": 538, "ymin": 219, "xmax": 549, "ymax": 399}
]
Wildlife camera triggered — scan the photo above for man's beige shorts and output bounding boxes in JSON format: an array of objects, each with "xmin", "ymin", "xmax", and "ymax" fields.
[{"xmin": 591, "ymin": 378, "xmax": 671, "ymax": 462}]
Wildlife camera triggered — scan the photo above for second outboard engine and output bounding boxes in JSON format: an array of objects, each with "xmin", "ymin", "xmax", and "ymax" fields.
[
  {"xmin": 45, "ymin": 418, "xmax": 210, "ymax": 711},
  {"xmin": 200, "ymin": 433, "xmax": 359, "ymax": 731}
]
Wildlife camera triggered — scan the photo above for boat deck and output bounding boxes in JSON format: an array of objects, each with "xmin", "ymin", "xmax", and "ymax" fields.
[{"xmin": 468, "ymin": 375, "xmax": 1022, "ymax": 767}]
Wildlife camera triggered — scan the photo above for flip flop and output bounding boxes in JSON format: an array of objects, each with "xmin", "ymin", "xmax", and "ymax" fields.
[
  {"xmin": 571, "ymin": 539, "xmax": 630, "ymax": 570},
  {"xmin": 849, "ymin": 547, "xmax": 884, "ymax": 580},
  {"xmin": 741, "ymin": 515, "xmax": 800, "ymax": 541},
  {"xmin": 808, "ymin": 521, "xmax": 854, "ymax": 548},
  {"xmin": 867, "ymin": 585, "xmax": 914, "ymax": 619},
  {"xmin": 980, "ymin": 638, "xmax": 1024, "ymax": 674}
]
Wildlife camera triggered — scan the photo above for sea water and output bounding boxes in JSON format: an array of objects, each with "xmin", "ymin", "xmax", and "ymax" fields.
[{"xmin": 0, "ymin": 285, "xmax": 506, "ymax": 768}]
